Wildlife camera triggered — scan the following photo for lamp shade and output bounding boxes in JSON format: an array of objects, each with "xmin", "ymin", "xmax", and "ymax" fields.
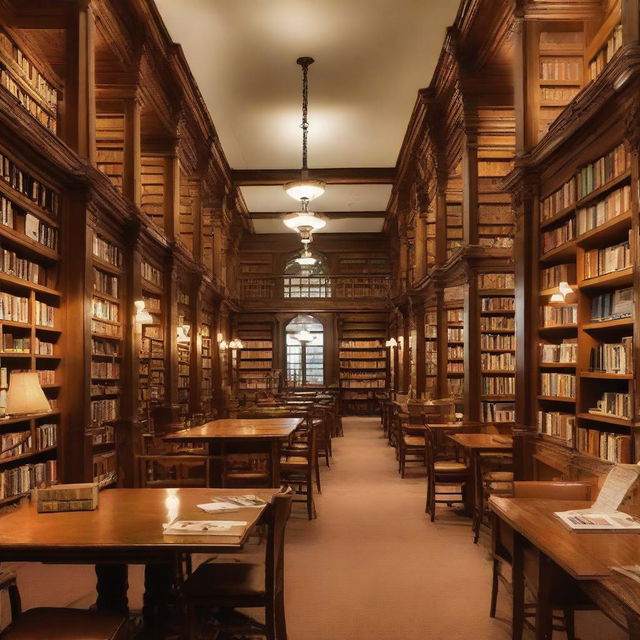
[
  {"xmin": 6, "ymin": 371, "xmax": 51, "ymax": 416},
  {"xmin": 282, "ymin": 212, "xmax": 326, "ymax": 232},
  {"xmin": 284, "ymin": 180, "xmax": 326, "ymax": 202},
  {"xmin": 294, "ymin": 329, "xmax": 315, "ymax": 343},
  {"xmin": 385, "ymin": 338, "xmax": 398, "ymax": 348}
]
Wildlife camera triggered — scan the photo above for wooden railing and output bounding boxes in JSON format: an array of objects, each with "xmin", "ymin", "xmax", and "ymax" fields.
[{"xmin": 239, "ymin": 276, "xmax": 391, "ymax": 300}]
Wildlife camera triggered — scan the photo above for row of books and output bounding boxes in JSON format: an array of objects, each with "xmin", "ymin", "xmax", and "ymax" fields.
[
  {"xmin": 583, "ymin": 238, "xmax": 631, "ymax": 279},
  {"xmin": 92, "ymin": 235, "xmax": 122, "ymax": 268},
  {"xmin": 89, "ymin": 425, "xmax": 114, "ymax": 446},
  {"xmin": 0, "ymin": 430, "xmax": 31, "ymax": 459},
  {"xmin": 91, "ymin": 382, "xmax": 119, "ymax": 397},
  {"xmin": 539, "ymin": 56, "xmax": 581, "ymax": 81},
  {"xmin": 541, "ymin": 304, "xmax": 577, "ymax": 327},
  {"xmin": 339, "ymin": 340, "xmax": 382, "ymax": 349},
  {"xmin": 0, "ymin": 246, "xmax": 46, "ymax": 285},
  {"xmin": 1, "ymin": 194, "xmax": 12, "ymax": 226},
  {"xmin": 0, "ymin": 68, "xmax": 56, "ymax": 132},
  {"xmin": 0, "ymin": 31, "xmax": 57, "ymax": 111},
  {"xmin": 541, "ymin": 177, "xmax": 575, "ymax": 221},
  {"xmin": 338, "ymin": 351, "xmax": 385, "ymax": 360},
  {"xmin": 93, "ymin": 267, "xmax": 119, "ymax": 298},
  {"xmin": 589, "ymin": 391, "xmax": 632, "ymax": 420},
  {"xmin": 0, "ymin": 293, "xmax": 27, "ymax": 322},
  {"xmin": 588, "ymin": 24, "xmax": 623, "ymax": 81},
  {"xmin": 91, "ymin": 319, "xmax": 120, "ymax": 338},
  {"xmin": 36, "ymin": 370, "xmax": 55, "ymax": 386},
  {"xmin": 479, "ymin": 236, "xmax": 514, "ymax": 249},
  {"xmin": 24, "ymin": 213, "xmax": 58, "ymax": 251},
  {"xmin": 448, "ymin": 346, "xmax": 464, "ymax": 359},
  {"xmin": 177, "ymin": 291, "xmax": 190, "ymax": 306},
  {"xmin": 1, "ymin": 334, "xmax": 29, "ymax": 353},
  {"xmin": 481, "ymin": 353, "xmax": 515, "ymax": 371},
  {"xmin": 91, "ymin": 298, "xmax": 119, "ymax": 323},
  {"xmin": 539, "ymin": 86, "xmax": 580, "ymax": 105},
  {"xmin": 0, "ymin": 460, "xmax": 57, "ymax": 500},
  {"xmin": 93, "ymin": 451, "xmax": 116, "ymax": 486},
  {"xmin": 481, "ymin": 334, "xmax": 515, "ymax": 350},
  {"xmin": 478, "ymin": 273, "xmax": 515, "ymax": 289},
  {"xmin": 577, "ymin": 427, "xmax": 631, "ymax": 464},
  {"xmin": 91, "ymin": 362, "xmax": 120, "ymax": 378},
  {"xmin": 447, "ymin": 309, "xmax": 463, "ymax": 323},
  {"xmin": 341, "ymin": 371, "xmax": 386, "ymax": 380},
  {"xmin": 448, "ymin": 328, "xmax": 464, "ymax": 341},
  {"xmin": 142, "ymin": 295, "xmax": 161, "ymax": 313},
  {"xmin": 90, "ymin": 398, "xmax": 119, "ymax": 425},
  {"xmin": 576, "ymin": 184, "xmax": 630, "ymax": 235},
  {"xmin": 480, "ymin": 297, "xmax": 514, "ymax": 311},
  {"xmin": 0, "ymin": 154, "xmax": 60, "ymax": 216},
  {"xmin": 340, "ymin": 360, "xmax": 385, "ymax": 369},
  {"xmin": 447, "ymin": 378, "xmax": 463, "ymax": 397},
  {"xmin": 141, "ymin": 260, "xmax": 162, "ymax": 286},
  {"xmin": 34, "ymin": 301, "xmax": 55, "ymax": 328},
  {"xmin": 482, "ymin": 401, "xmax": 515, "ymax": 423},
  {"xmin": 542, "ymin": 217, "xmax": 575, "ymax": 253},
  {"xmin": 36, "ymin": 423, "xmax": 57, "ymax": 450},
  {"xmin": 341, "ymin": 380, "xmax": 386, "ymax": 389},
  {"xmin": 590, "ymin": 288, "xmax": 633, "ymax": 322},
  {"xmin": 589, "ymin": 338, "xmax": 632, "ymax": 374},
  {"xmin": 482, "ymin": 375, "xmax": 515, "ymax": 395},
  {"xmin": 540, "ymin": 372, "xmax": 576, "ymax": 398},
  {"xmin": 238, "ymin": 362, "xmax": 271, "ymax": 370},
  {"xmin": 92, "ymin": 338, "xmax": 119, "ymax": 357},
  {"xmin": 538, "ymin": 411, "xmax": 574, "ymax": 442},
  {"xmin": 541, "ymin": 263, "xmax": 575, "ymax": 290},
  {"xmin": 481, "ymin": 316, "xmax": 514, "ymax": 331},
  {"xmin": 448, "ymin": 363, "xmax": 464, "ymax": 373},
  {"xmin": 577, "ymin": 143, "xmax": 629, "ymax": 199},
  {"xmin": 540, "ymin": 340, "xmax": 577, "ymax": 364},
  {"xmin": 241, "ymin": 351, "xmax": 273, "ymax": 360}
]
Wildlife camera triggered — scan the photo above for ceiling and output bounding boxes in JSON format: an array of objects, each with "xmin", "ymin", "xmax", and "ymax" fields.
[{"xmin": 155, "ymin": 0, "xmax": 459, "ymax": 232}]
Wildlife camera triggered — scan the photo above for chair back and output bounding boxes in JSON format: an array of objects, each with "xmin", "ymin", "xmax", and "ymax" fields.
[
  {"xmin": 513, "ymin": 481, "xmax": 592, "ymax": 500},
  {"xmin": 265, "ymin": 492, "xmax": 293, "ymax": 598}
]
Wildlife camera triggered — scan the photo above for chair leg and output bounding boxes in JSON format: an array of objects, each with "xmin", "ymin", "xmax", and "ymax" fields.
[
  {"xmin": 265, "ymin": 600, "xmax": 276, "ymax": 640},
  {"xmin": 563, "ymin": 609, "xmax": 575, "ymax": 640},
  {"xmin": 274, "ymin": 591, "xmax": 288, "ymax": 640},
  {"xmin": 307, "ymin": 472, "xmax": 315, "ymax": 520},
  {"xmin": 315, "ymin": 460, "xmax": 322, "ymax": 494},
  {"xmin": 429, "ymin": 479, "xmax": 436, "ymax": 522},
  {"xmin": 490, "ymin": 558, "xmax": 499, "ymax": 618}
]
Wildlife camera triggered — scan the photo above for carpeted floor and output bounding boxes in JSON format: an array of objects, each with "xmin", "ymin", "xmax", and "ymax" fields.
[{"xmin": 7, "ymin": 416, "xmax": 627, "ymax": 639}]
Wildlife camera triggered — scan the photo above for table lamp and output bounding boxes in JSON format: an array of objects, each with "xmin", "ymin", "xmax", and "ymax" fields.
[{"xmin": 5, "ymin": 371, "xmax": 51, "ymax": 416}]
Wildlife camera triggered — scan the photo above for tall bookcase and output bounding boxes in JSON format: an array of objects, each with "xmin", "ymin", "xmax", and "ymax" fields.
[
  {"xmin": 177, "ymin": 286, "xmax": 192, "ymax": 419},
  {"xmin": 444, "ymin": 285, "xmax": 464, "ymax": 399},
  {"xmin": 425, "ymin": 305, "xmax": 438, "ymax": 398},
  {"xmin": 201, "ymin": 307, "xmax": 213, "ymax": 416},
  {"xmin": 236, "ymin": 317, "xmax": 275, "ymax": 393},
  {"xmin": 339, "ymin": 315, "xmax": 387, "ymax": 414}
]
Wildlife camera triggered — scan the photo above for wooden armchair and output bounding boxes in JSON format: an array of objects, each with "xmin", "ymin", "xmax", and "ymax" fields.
[
  {"xmin": 137, "ymin": 454, "xmax": 210, "ymax": 488},
  {"xmin": 0, "ymin": 571, "xmax": 129, "ymax": 639}
]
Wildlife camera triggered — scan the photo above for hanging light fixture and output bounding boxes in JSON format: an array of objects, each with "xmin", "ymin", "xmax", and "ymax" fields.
[
  {"xmin": 295, "ymin": 245, "xmax": 318, "ymax": 267},
  {"xmin": 282, "ymin": 206, "xmax": 326, "ymax": 235},
  {"xmin": 293, "ymin": 329, "xmax": 315, "ymax": 343},
  {"xmin": 284, "ymin": 57, "xmax": 326, "ymax": 204}
]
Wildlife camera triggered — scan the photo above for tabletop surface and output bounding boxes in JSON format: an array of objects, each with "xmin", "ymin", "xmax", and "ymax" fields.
[
  {"xmin": 489, "ymin": 496, "xmax": 640, "ymax": 580},
  {"xmin": 449, "ymin": 433, "xmax": 513, "ymax": 449},
  {"xmin": 0, "ymin": 488, "xmax": 279, "ymax": 553},
  {"xmin": 164, "ymin": 418, "xmax": 303, "ymax": 441}
]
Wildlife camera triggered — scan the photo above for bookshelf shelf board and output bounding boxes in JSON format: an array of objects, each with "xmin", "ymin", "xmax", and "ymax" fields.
[
  {"xmin": 575, "ymin": 170, "xmax": 631, "ymax": 209},
  {"xmin": 480, "ymin": 329, "xmax": 515, "ymax": 335},
  {"xmin": 338, "ymin": 347, "xmax": 384, "ymax": 351},
  {"xmin": 0, "ymin": 272, "xmax": 60, "ymax": 297},
  {"xmin": 480, "ymin": 310, "xmax": 515, "ymax": 316},
  {"xmin": 480, "ymin": 394, "xmax": 515, "ymax": 400},
  {"xmin": 0, "ymin": 224, "xmax": 59, "ymax": 261},
  {"xmin": 90, "ymin": 316, "xmax": 120, "ymax": 327},
  {"xmin": 0, "ymin": 352, "xmax": 31, "ymax": 358},
  {"xmin": 141, "ymin": 279, "xmax": 164, "ymax": 295},
  {"xmin": 34, "ymin": 326, "xmax": 61, "ymax": 334},
  {"xmin": 35, "ymin": 354, "xmax": 61, "ymax": 360},
  {"xmin": 0, "ymin": 493, "xmax": 29, "ymax": 507},
  {"xmin": 576, "ymin": 211, "xmax": 632, "ymax": 248},
  {"xmin": 482, "ymin": 349, "xmax": 516, "ymax": 354},
  {"xmin": 91, "ymin": 290, "xmax": 121, "ymax": 305},
  {"xmin": 481, "ymin": 369, "xmax": 516, "ymax": 375},
  {"xmin": 91, "ymin": 332, "xmax": 122, "ymax": 341},
  {"xmin": 446, "ymin": 371, "xmax": 464, "ymax": 377},
  {"xmin": 0, "ymin": 320, "xmax": 30, "ymax": 329},
  {"xmin": 539, "ymin": 79, "xmax": 582, "ymax": 87},
  {"xmin": 448, "ymin": 340, "xmax": 465, "ymax": 345},
  {"xmin": 40, "ymin": 384, "xmax": 59, "ymax": 389},
  {"xmin": 478, "ymin": 289, "xmax": 515, "ymax": 296},
  {"xmin": 578, "ymin": 267, "xmax": 633, "ymax": 290},
  {"xmin": 537, "ymin": 395, "xmax": 576, "ymax": 403},
  {"xmin": 580, "ymin": 371, "xmax": 633, "ymax": 380},
  {"xmin": 583, "ymin": 318, "xmax": 633, "ymax": 331},
  {"xmin": 539, "ymin": 362, "xmax": 577, "ymax": 369},
  {"xmin": 0, "ymin": 445, "xmax": 57, "ymax": 467},
  {"xmin": 540, "ymin": 284, "xmax": 577, "ymax": 297},
  {"xmin": 540, "ymin": 204, "xmax": 577, "ymax": 230},
  {"xmin": 537, "ymin": 433, "xmax": 573, "ymax": 449},
  {"xmin": 577, "ymin": 412, "xmax": 633, "ymax": 427},
  {"xmin": 0, "ymin": 180, "xmax": 60, "ymax": 228},
  {"xmin": 91, "ymin": 256, "xmax": 123, "ymax": 276},
  {"xmin": 538, "ymin": 324, "xmax": 578, "ymax": 333},
  {"xmin": 539, "ymin": 241, "xmax": 577, "ymax": 264},
  {"xmin": 0, "ymin": 411, "xmax": 59, "ymax": 427}
]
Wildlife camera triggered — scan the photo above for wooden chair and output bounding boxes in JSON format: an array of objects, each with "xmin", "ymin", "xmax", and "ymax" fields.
[
  {"xmin": 397, "ymin": 423, "xmax": 426, "ymax": 477},
  {"xmin": 0, "ymin": 571, "xmax": 129, "ymax": 639},
  {"xmin": 424, "ymin": 425, "xmax": 470, "ymax": 521},
  {"xmin": 491, "ymin": 481, "xmax": 594, "ymax": 639},
  {"xmin": 311, "ymin": 407, "xmax": 332, "ymax": 468},
  {"xmin": 280, "ymin": 420, "xmax": 318, "ymax": 519},
  {"xmin": 137, "ymin": 454, "xmax": 211, "ymax": 488},
  {"xmin": 181, "ymin": 492, "xmax": 293, "ymax": 640}
]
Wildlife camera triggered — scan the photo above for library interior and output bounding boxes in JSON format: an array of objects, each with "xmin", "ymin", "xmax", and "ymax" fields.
[{"xmin": 1, "ymin": 0, "xmax": 640, "ymax": 639}]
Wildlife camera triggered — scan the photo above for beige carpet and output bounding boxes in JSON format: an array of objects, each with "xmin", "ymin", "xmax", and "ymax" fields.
[{"xmin": 8, "ymin": 416, "xmax": 626, "ymax": 639}]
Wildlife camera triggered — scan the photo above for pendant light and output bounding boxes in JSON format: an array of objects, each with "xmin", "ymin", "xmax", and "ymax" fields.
[
  {"xmin": 294, "ymin": 245, "xmax": 318, "ymax": 267},
  {"xmin": 294, "ymin": 329, "xmax": 315, "ymax": 343},
  {"xmin": 284, "ymin": 57, "xmax": 326, "ymax": 203}
]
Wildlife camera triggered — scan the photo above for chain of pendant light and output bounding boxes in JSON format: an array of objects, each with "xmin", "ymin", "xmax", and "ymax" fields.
[{"xmin": 297, "ymin": 56, "xmax": 314, "ymax": 174}]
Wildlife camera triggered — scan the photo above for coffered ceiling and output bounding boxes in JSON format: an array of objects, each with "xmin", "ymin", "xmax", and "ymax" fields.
[{"xmin": 155, "ymin": 0, "xmax": 459, "ymax": 233}]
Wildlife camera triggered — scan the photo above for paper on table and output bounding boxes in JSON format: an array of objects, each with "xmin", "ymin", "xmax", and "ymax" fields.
[
  {"xmin": 163, "ymin": 520, "xmax": 248, "ymax": 536},
  {"xmin": 612, "ymin": 565, "xmax": 640, "ymax": 584},
  {"xmin": 555, "ymin": 510, "xmax": 640, "ymax": 532},
  {"xmin": 590, "ymin": 464, "xmax": 640, "ymax": 513},
  {"xmin": 197, "ymin": 502, "xmax": 241, "ymax": 513},
  {"xmin": 212, "ymin": 495, "xmax": 267, "ymax": 508}
]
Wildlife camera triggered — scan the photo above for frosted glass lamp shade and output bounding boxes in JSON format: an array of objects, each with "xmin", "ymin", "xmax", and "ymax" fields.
[
  {"xmin": 282, "ymin": 212, "xmax": 326, "ymax": 232},
  {"xmin": 294, "ymin": 329, "xmax": 315, "ymax": 343},
  {"xmin": 6, "ymin": 371, "xmax": 51, "ymax": 416},
  {"xmin": 385, "ymin": 338, "xmax": 398, "ymax": 348},
  {"xmin": 284, "ymin": 180, "xmax": 326, "ymax": 201}
]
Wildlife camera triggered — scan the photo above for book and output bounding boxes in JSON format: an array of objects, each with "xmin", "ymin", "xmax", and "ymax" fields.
[{"xmin": 162, "ymin": 520, "xmax": 248, "ymax": 536}]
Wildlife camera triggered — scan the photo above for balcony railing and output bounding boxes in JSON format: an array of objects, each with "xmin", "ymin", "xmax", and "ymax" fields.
[{"xmin": 240, "ymin": 276, "xmax": 391, "ymax": 300}]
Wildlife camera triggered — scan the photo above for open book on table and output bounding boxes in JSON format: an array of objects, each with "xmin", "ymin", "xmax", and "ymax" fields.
[
  {"xmin": 555, "ymin": 464, "xmax": 640, "ymax": 533},
  {"xmin": 163, "ymin": 520, "xmax": 248, "ymax": 536}
]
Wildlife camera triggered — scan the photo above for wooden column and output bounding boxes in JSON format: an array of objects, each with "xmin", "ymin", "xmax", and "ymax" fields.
[
  {"xmin": 165, "ymin": 256, "xmax": 179, "ymax": 418},
  {"xmin": 435, "ymin": 285, "xmax": 448, "ymax": 400},
  {"xmin": 123, "ymin": 96, "xmax": 142, "ymax": 206},
  {"xmin": 463, "ymin": 267, "xmax": 481, "ymax": 421},
  {"xmin": 63, "ymin": 0, "xmax": 96, "ymax": 163},
  {"xmin": 190, "ymin": 276, "xmax": 204, "ymax": 415},
  {"xmin": 413, "ymin": 298, "xmax": 426, "ymax": 399},
  {"xmin": 414, "ymin": 214, "xmax": 427, "ymax": 282},
  {"xmin": 435, "ymin": 175, "xmax": 448, "ymax": 266},
  {"xmin": 462, "ymin": 107, "xmax": 479, "ymax": 246},
  {"xmin": 401, "ymin": 307, "xmax": 411, "ymax": 394},
  {"xmin": 166, "ymin": 142, "xmax": 180, "ymax": 241}
]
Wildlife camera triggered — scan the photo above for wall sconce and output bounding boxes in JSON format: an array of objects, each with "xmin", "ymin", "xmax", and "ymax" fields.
[
  {"xmin": 558, "ymin": 281, "xmax": 574, "ymax": 297},
  {"xmin": 549, "ymin": 293, "xmax": 565, "ymax": 304},
  {"xmin": 134, "ymin": 300, "xmax": 153, "ymax": 324},
  {"xmin": 177, "ymin": 324, "xmax": 191, "ymax": 344},
  {"xmin": 229, "ymin": 339, "xmax": 244, "ymax": 350},
  {"xmin": 385, "ymin": 338, "xmax": 398, "ymax": 348},
  {"xmin": 218, "ymin": 340, "xmax": 229, "ymax": 351}
]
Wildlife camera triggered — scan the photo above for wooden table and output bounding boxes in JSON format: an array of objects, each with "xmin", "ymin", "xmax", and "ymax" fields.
[
  {"xmin": 490, "ymin": 496, "xmax": 640, "ymax": 639},
  {"xmin": 164, "ymin": 418, "xmax": 302, "ymax": 487},
  {"xmin": 448, "ymin": 433, "xmax": 513, "ymax": 537}
]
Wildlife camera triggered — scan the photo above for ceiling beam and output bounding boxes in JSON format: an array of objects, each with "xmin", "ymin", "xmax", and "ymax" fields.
[
  {"xmin": 232, "ymin": 167, "xmax": 396, "ymax": 186},
  {"xmin": 249, "ymin": 211, "xmax": 385, "ymax": 220}
]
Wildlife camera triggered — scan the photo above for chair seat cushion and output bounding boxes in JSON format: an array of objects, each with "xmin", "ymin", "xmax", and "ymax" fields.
[
  {"xmin": 403, "ymin": 435, "xmax": 424, "ymax": 447},
  {"xmin": 484, "ymin": 471, "xmax": 514, "ymax": 482},
  {"xmin": 1, "ymin": 608, "xmax": 127, "ymax": 640},
  {"xmin": 280, "ymin": 456, "xmax": 308, "ymax": 466},
  {"xmin": 434, "ymin": 461, "xmax": 468, "ymax": 472},
  {"xmin": 183, "ymin": 561, "xmax": 265, "ymax": 599}
]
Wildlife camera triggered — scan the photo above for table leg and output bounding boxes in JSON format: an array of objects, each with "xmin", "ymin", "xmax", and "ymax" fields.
[
  {"xmin": 271, "ymin": 439, "xmax": 280, "ymax": 487},
  {"xmin": 209, "ymin": 441, "xmax": 221, "ymax": 487},
  {"xmin": 94, "ymin": 564, "xmax": 128, "ymax": 613},
  {"xmin": 143, "ymin": 562, "xmax": 175, "ymax": 640},
  {"xmin": 535, "ymin": 553, "xmax": 554, "ymax": 640},
  {"xmin": 512, "ymin": 531, "xmax": 524, "ymax": 640}
]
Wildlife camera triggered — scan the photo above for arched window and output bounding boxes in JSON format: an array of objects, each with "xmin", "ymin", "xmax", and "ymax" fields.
[
  {"xmin": 283, "ymin": 252, "xmax": 331, "ymax": 298},
  {"xmin": 285, "ymin": 314, "xmax": 324, "ymax": 386}
]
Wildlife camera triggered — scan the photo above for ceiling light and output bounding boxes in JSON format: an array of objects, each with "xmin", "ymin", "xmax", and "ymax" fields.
[
  {"xmin": 295, "ymin": 247, "xmax": 318, "ymax": 266},
  {"xmin": 282, "ymin": 210, "xmax": 326, "ymax": 233},
  {"xmin": 294, "ymin": 329, "xmax": 315, "ymax": 343},
  {"xmin": 229, "ymin": 339, "xmax": 244, "ymax": 350},
  {"xmin": 283, "ymin": 57, "xmax": 326, "ymax": 203}
]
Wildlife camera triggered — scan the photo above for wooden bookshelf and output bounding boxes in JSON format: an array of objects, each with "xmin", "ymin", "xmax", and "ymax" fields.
[
  {"xmin": 236, "ymin": 317, "xmax": 275, "ymax": 393},
  {"xmin": 177, "ymin": 286, "xmax": 192, "ymax": 419},
  {"xmin": 424, "ymin": 305, "xmax": 437, "ymax": 398},
  {"xmin": 201, "ymin": 308, "xmax": 213, "ymax": 416},
  {"xmin": 444, "ymin": 285, "xmax": 464, "ymax": 400}
]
